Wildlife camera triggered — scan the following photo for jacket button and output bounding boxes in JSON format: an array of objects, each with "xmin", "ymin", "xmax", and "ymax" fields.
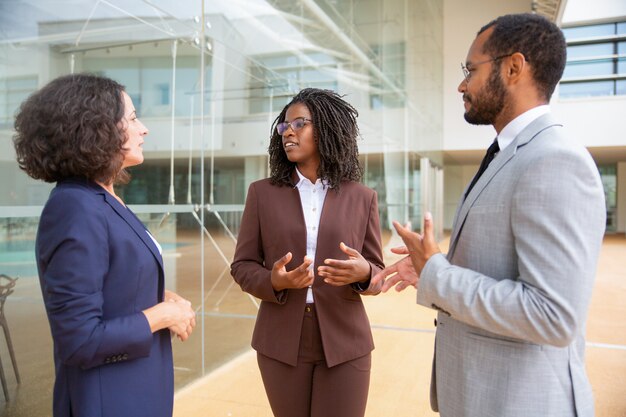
[{"xmin": 434, "ymin": 318, "xmax": 437, "ymax": 327}]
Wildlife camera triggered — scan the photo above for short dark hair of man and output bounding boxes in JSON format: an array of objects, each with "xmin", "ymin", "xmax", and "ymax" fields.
[
  {"xmin": 13, "ymin": 73, "xmax": 130, "ymax": 184},
  {"xmin": 268, "ymin": 88, "xmax": 363, "ymax": 191},
  {"xmin": 479, "ymin": 13, "xmax": 567, "ymax": 101}
]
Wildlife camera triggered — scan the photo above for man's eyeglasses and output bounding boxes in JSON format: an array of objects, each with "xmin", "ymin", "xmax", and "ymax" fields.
[
  {"xmin": 276, "ymin": 117, "xmax": 312, "ymax": 135},
  {"xmin": 461, "ymin": 54, "xmax": 514, "ymax": 82}
]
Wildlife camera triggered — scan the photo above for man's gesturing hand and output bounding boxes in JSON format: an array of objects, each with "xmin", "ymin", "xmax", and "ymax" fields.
[{"xmin": 371, "ymin": 212, "xmax": 441, "ymax": 292}]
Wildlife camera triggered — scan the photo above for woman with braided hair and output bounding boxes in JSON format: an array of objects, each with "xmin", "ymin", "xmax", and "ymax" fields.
[{"xmin": 231, "ymin": 88, "xmax": 384, "ymax": 417}]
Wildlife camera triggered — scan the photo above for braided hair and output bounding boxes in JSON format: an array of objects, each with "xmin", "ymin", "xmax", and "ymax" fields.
[{"xmin": 268, "ymin": 88, "xmax": 363, "ymax": 190}]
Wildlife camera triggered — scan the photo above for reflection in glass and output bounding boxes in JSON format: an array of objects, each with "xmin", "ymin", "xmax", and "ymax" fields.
[
  {"xmin": 559, "ymin": 80, "xmax": 615, "ymax": 98},
  {"xmin": 563, "ymin": 60, "xmax": 614, "ymax": 78},
  {"xmin": 1, "ymin": 1, "xmax": 445, "ymax": 415},
  {"xmin": 599, "ymin": 165, "xmax": 617, "ymax": 232},
  {"xmin": 81, "ymin": 44, "xmax": 212, "ymax": 118},
  {"xmin": 617, "ymin": 80, "xmax": 626, "ymax": 96},
  {"xmin": 562, "ymin": 23, "xmax": 615, "ymax": 40},
  {"xmin": 566, "ymin": 43, "xmax": 613, "ymax": 60},
  {"xmin": 560, "ymin": 20, "xmax": 625, "ymax": 98},
  {"xmin": 0, "ymin": 77, "xmax": 38, "ymax": 128}
]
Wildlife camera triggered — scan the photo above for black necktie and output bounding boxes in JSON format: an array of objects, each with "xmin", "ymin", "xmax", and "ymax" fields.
[{"xmin": 465, "ymin": 139, "xmax": 500, "ymax": 198}]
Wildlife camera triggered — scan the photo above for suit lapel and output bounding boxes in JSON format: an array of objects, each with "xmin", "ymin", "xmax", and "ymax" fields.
[
  {"xmin": 101, "ymin": 191, "xmax": 165, "ymax": 272},
  {"xmin": 447, "ymin": 114, "xmax": 561, "ymax": 259}
]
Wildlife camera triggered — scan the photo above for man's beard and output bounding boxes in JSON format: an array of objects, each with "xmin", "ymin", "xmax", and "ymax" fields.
[{"xmin": 463, "ymin": 67, "xmax": 507, "ymax": 125}]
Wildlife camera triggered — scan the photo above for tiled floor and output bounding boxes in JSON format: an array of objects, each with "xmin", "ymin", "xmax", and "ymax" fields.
[
  {"xmin": 173, "ymin": 234, "xmax": 626, "ymax": 417},
  {"xmin": 1, "ymin": 232, "xmax": 624, "ymax": 416}
]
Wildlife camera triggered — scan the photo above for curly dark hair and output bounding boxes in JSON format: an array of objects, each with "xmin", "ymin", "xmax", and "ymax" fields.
[
  {"xmin": 268, "ymin": 88, "xmax": 363, "ymax": 190},
  {"xmin": 13, "ymin": 73, "xmax": 130, "ymax": 184},
  {"xmin": 478, "ymin": 13, "xmax": 566, "ymax": 101}
]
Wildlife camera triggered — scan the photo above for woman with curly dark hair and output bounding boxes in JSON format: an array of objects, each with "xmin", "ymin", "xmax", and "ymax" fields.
[
  {"xmin": 13, "ymin": 73, "xmax": 195, "ymax": 417},
  {"xmin": 231, "ymin": 88, "xmax": 384, "ymax": 417}
]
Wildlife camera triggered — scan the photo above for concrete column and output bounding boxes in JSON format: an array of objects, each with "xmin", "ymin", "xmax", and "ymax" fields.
[
  {"xmin": 617, "ymin": 162, "xmax": 626, "ymax": 233},
  {"xmin": 383, "ymin": 151, "xmax": 407, "ymax": 228},
  {"xmin": 243, "ymin": 156, "xmax": 267, "ymax": 199}
]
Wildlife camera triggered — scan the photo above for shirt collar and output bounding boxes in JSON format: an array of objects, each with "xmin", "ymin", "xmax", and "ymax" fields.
[
  {"xmin": 497, "ymin": 105, "xmax": 550, "ymax": 151},
  {"xmin": 294, "ymin": 167, "xmax": 329, "ymax": 189}
]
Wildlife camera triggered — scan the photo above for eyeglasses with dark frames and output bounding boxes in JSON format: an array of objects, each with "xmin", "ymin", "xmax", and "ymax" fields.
[
  {"xmin": 461, "ymin": 53, "xmax": 515, "ymax": 82},
  {"xmin": 276, "ymin": 117, "xmax": 313, "ymax": 135}
]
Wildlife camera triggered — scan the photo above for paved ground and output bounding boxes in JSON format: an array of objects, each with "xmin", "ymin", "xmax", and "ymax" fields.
[
  {"xmin": 1, "ymin": 231, "xmax": 623, "ymax": 416},
  {"xmin": 173, "ymin": 234, "xmax": 626, "ymax": 417}
]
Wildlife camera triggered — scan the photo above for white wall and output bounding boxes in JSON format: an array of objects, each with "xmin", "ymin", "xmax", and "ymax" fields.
[
  {"xmin": 562, "ymin": 0, "xmax": 626, "ymax": 24},
  {"xmin": 618, "ymin": 162, "xmax": 626, "ymax": 233},
  {"xmin": 442, "ymin": 0, "xmax": 530, "ymax": 152},
  {"xmin": 440, "ymin": 0, "xmax": 529, "ymax": 229},
  {"xmin": 552, "ymin": 95, "xmax": 626, "ymax": 148}
]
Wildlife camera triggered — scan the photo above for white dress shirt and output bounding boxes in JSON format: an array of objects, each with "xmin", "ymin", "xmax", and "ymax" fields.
[
  {"xmin": 146, "ymin": 230, "xmax": 163, "ymax": 255},
  {"xmin": 294, "ymin": 168, "xmax": 329, "ymax": 303},
  {"xmin": 497, "ymin": 105, "xmax": 550, "ymax": 151}
]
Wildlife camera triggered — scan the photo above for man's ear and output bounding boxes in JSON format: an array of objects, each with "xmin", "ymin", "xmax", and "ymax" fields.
[{"xmin": 505, "ymin": 52, "xmax": 528, "ymax": 82}]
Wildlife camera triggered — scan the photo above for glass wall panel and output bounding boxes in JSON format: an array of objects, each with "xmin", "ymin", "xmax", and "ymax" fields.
[
  {"xmin": 562, "ymin": 23, "xmax": 615, "ymax": 39},
  {"xmin": 567, "ymin": 42, "xmax": 614, "ymax": 59},
  {"xmin": 618, "ymin": 42, "xmax": 626, "ymax": 75},
  {"xmin": 0, "ymin": 1, "xmax": 443, "ymax": 415},
  {"xmin": 599, "ymin": 165, "xmax": 617, "ymax": 232},
  {"xmin": 560, "ymin": 20, "xmax": 625, "ymax": 99},
  {"xmin": 562, "ymin": 60, "xmax": 615, "ymax": 78},
  {"xmin": 559, "ymin": 80, "xmax": 615, "ymax": 98}
]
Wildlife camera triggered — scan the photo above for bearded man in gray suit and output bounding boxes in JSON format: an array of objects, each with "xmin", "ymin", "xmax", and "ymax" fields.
[{"xmin": 372, "ymin": 13, "xmax": 605, "ymax": 417}]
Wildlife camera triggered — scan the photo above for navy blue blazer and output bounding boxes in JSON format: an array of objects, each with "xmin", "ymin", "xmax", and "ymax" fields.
[{"xmin": 36, "ymin": 178, "xmax": 173, "ymax": 417}]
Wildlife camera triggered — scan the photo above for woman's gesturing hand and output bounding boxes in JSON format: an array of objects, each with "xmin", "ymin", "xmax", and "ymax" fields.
[
  {"xmin": 318, "ymin": 242, "xmax": 371, "ymax": 286},
  {"xmin": 270, "ymin": 252, "xmax": 314, "ymax": 291}
]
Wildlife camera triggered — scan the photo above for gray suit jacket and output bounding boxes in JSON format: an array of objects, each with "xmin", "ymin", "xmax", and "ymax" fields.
[{"xmin": 418, "ymin": 114, "xmax": 605, "ymax": 417}]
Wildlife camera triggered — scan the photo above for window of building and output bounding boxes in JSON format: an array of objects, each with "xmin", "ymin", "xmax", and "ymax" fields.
[
  {"xmin": 0, "ymin": 75, "xmax": 38, "ymax": 128},
  {"xmin": 369, "ymin": 42, "xmax": 406, "ymax": 109},
  {"xmin": 598, "ymin": 165, "xmax": 617, "ymax": 232},
  {"xmin": 82, "ymin": 43, "xmax": 211, "ymax": 119},
  {"xmin": 559, "ymin": 20, "xmax": 626, "ymax": 99},
  {"xmin": 248, "ymin": 52, "xmax": 338, "ymax": 114}
]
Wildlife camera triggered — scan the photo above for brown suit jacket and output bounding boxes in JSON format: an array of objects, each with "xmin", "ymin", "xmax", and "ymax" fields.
[{"xmin": 231, "ymin": 177, "xmax": 384, "ymax": 367}]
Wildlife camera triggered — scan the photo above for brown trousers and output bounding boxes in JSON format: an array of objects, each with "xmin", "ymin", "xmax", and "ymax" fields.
[{"xmin": 257, "ymin": 304, "xmax": 371, "ymax": 417}]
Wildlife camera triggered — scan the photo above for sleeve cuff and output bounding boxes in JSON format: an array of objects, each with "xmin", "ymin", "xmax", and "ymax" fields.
[
  {"xmin": 274, "ymin": 289, "xmax": 288, "ymax": 304},
  {"xmin": 416, "ymin": 252, "xmax": 449, "ymax": 307},
  {"xmin": 351, "ymin": 277, "xmax": 371, "ymax": 292}
]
